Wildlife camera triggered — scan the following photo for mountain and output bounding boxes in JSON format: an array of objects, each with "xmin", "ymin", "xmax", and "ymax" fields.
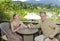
[
  {"xmin": 12, "ymin": 0, "xmax": 60, "ymax": 6},
  {"xmin": 23, "ymin": 0, "xmax": 60, "ymax": 6}
]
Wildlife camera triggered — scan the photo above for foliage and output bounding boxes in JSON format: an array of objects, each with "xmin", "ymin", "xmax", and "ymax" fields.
[{"xmin": 0, "ymin": 0, "xmax": 60, "ymax": 23}]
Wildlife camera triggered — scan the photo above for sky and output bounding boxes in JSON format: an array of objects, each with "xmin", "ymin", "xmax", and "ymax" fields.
[{"xmin": 12, "ymin": 0, "xmax": 60, "ymax": 6}]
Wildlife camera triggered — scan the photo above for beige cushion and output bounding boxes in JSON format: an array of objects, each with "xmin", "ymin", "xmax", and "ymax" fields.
[{"xmin": 2, "ymin": 35, "xmax": 8, "ymax": 40}]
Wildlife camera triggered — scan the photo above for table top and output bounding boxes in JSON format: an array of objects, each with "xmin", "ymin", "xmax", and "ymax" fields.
[{"xmin": 17, "ymin": 28, "xmax": 38, "ymax": 35}]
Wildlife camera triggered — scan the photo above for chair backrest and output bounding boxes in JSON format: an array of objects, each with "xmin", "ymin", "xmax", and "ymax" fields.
[{"xmin": 0, "ymin": 22, "xmax": 10, "ymax": 35}]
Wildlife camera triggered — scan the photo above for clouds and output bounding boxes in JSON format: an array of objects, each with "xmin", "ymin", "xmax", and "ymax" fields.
[{"xmin": 35, "ymin": 0, "xmax": 41, "ymax": 1}]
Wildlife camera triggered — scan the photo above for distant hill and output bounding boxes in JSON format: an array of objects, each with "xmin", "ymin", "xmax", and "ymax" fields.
[
  {"xmin": 12, "ymin": 0, "xmax": 60, "ymax": 6},
  {"xmin": 23, "ymin": 0, "xmax": 60, "ymax": 6}
]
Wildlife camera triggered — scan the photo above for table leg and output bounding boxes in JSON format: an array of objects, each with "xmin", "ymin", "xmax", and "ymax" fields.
[{"xmin": 23, "ymin": 35, "xmax": 33, "ymax": 41}]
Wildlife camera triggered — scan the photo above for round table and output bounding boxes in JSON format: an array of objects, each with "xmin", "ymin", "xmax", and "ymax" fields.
[
  {"xmin": 17, "ymin": 29, "xmax": 38, "ymax": 34},
  {"xmin": 17, "ymin": 29, "xmax": 38, "ymax": 41}
]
